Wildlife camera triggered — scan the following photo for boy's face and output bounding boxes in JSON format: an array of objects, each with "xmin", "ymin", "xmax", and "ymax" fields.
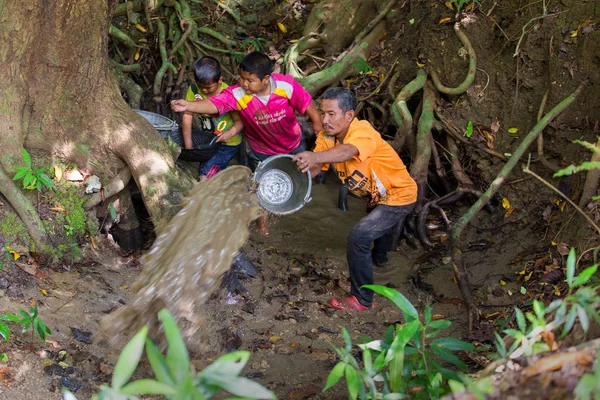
[
  {"xmin": 199, "ymin": 78, "xmax": 222, "ymax": 97},
  {"xmin": 239, "ymin": 70, "xmax": 270, "ymax": 96}
]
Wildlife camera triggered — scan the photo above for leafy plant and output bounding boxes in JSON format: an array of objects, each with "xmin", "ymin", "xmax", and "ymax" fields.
[
  {"xmin": 0, "ymin": 305, "xmax": 51, "ymax": 343},
  {"xmin": 352, "ymin": 57, "xmax": 374, "ymax": 75},
  {"xmin": 63, "ymin": 217, "xmax": 75, "ymax": 237},
  {"xmin": 240, "ymin": 37, "xmax": 266, "ymax": 52},
  {"xmin": 450, "ymin": 0, "xmax": 481, "ymax": 12},
  {"xmin": 554, "ymin": 140, "xmax": 600, "ymax": 200},
  {"xmin": 323, "ymin": 285, "xmax": 475, "ymax": 399},
  {"xmin": 574, "ymin": 350, "xmax": 600, "ymax": 400},
  {"xmin": 65, "ymin": 308, "xmax": 275, "ymax": 400},
  {"xmin": 12, "ymin": 149, "xmax": 55, "ymax": 192},
  {"xmin": 495, "ymin": 248, "xmax": 600, "ymax": 359}
]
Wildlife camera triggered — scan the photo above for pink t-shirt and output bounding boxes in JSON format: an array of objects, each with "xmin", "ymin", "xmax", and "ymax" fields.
[{"xmin": 208, "ymin": 73, "xmax": 312, "ymax": 155}]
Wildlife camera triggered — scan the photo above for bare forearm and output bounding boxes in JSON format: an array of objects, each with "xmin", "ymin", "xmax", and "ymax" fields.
[
  {"xmin": 186, "ymin": 99, "xmax": 219, "ymax": 115},
  {"xmin": 181, "ymin": 113, "xmax": 193, "ymax": 149},
  {"xmin": 313, "ymin": 144, "xmax": 358, "ymax": 164},
  {"xmin": 305, "ymin": 102, "xmax": 323, "ymax": 133}
]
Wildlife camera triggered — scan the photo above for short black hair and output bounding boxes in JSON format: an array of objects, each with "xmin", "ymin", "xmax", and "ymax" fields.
[
  {"xmin": 240, "ymin": 51, "xmax": 273, "ymax": 80},
  {"xmin": 194, "ymin": 56, "xmax": 221, "ymax": 85},
  {"xmin": 321, "ymin": 87, "xmax": 357, "ymax": 112}
]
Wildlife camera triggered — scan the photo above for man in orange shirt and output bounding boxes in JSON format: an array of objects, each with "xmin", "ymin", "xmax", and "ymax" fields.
[{"xmin": 293, "ymin": 87, "xmax": 417, "ymax": 311}]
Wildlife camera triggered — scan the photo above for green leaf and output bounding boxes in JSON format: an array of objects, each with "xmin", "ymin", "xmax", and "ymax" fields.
[
  {"xmin": 572, "ymin": 265, "xmax": 598, "ymax": 287},
  {"xmin": 0, "ymin": 313, "xmax": 21, "ymax": 323},
  {"xmin": 427, "ymin": 319, "xmax": 451, "ymax": 330},
  {"xmin": 387, "ymin": 320, "xmax": 420, "ymax": 363},
  {"xmin": 424, "ymin": 305, "xmax": 432, "ymax": 324},
  {"xmin": 0, "ymin": 353, "xmax": 7, "ymax": 362},
  {"xmin": 22, "ymin": 149, "xmax": 31, "ymax": 168},
  {"xmin": 566, "ymin": 248, "xmax": 576, "ymax": 287},
  {"xmin": 145, "ymin": 339, "xmax": 175, "ymax": 385},
  {"xmin": 430, "ymin": 346, "xmax": 468, "ymax": 371},
  {"xmin": 345, "ymin": 366, "xmax": 360, "ymax": 400},
  {"xmin": 202, "ymin": 375, "xmax": 276, "ymax": 399},
  {"xmin": 532, "ymin": 300, "xmax": 546, "ymax": 319},
  {"xmin": 430, "ymin": 337, "xmax": 475, "ymax": 351},
  {"xmin": 35, "ymin": 179, "xmax": 42, "ymax": 192},
  {"xmin": 12, "ymin": 167, "xmax": 30, "ymax": 180},
  {"xmin": 363, "ymin": 284, "xmax": 418, "ymax": 322},
  {"xmin": 37, "ymin": 173, "xmax": 55, "ymax": 190},
  {"xmin": 0, "ymin": 323, "xmax": 10, "ymax": 342},
  {"xmin": 554, "ymin": 161, "xmax": 600, "ymax": 177},
  {"xmin": 120, "ymin": 379, "xmax": 177, "ymax": 396},
  {"xmin": 576, "ymin": 304, "xmax": 590, "ymax": 332},
  {"xmin": 515, "ymin": 307, "xmax": 526, "ymax": 332},
  {"xmin": 341, "ymin": 326, "xmax": 352, "ymax": 353},
  {"xmin": 464, "ymin": 121, "xmax": 473, "ymax": 138},
  {"xmin": 109, "ymin": 203, "xmax": 117, "ymax": 220},
  {"xmin": 323, "ymin": 362, "xmax": 346, "ymax": 392},
  {"xmin": 574, "ymin": 374, "xmax": 597, "ymax": 400},
  {"xmin": 23, "ymin": 173, "xmax": 35, "ymax": 189},
  {"xmin": 573, "ymin": 139, "xmax": 600, "ymax": 155},
  {"xmin": 158, "ymin": 309, "xmax": 190, "ymax": 381},
  {"xmin": 561, "ymin": 306, "xmax": 578, "ymax": 338},
  {"xmin": 111, "ymin": 326, "xmax": 148, "ymax": 389},
  {"xmin": 200, "ymin": 351, "xmax": 250, "ymax": 378}
]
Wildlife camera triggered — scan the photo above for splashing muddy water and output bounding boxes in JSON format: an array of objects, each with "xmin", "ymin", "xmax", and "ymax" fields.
[{"xmin": 99, "ymin": 166, "xmax": 261, "ymax": 347}]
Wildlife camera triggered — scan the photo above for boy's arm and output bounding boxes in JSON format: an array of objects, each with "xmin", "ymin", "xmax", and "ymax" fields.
[
  {"xmin": 181, "ymin": 111, "xmax": 194, "ymax": 149},
  {"xmin": 216, "ymin": 112, "xmax": 244, "ymax": 143},
  {"xmin": 305, "ymin": 102, "xmax": 323, "ymax": 134},
  {"xmin": 171, "ymin": 99, "xmax": 219, "ymax": 115}
]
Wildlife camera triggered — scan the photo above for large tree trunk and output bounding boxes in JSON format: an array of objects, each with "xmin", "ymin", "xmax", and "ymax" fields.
[{"xmin": 0, "ymin": 0, "xmax": 189, "ymax": 249}]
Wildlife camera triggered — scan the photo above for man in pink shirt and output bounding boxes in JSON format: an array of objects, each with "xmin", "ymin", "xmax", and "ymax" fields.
[{"xmin": 171, "ymin": 51, "xmax": 322, "ymax": 170}]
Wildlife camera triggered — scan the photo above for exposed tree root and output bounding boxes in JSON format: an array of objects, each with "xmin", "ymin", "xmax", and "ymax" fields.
[
  {"xmin": 450, "ymin": 81, "xmax": 586, "ymax": 330},
  {"xmin": 579, "ymin": 135, "xmax": 600, "ymax": 208},
  {"xmin": 85, "ymin": 167, "xmax": 133, "ymax": 210}
]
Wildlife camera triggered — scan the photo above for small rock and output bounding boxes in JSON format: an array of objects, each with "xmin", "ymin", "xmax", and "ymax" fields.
[
  {"xmin": 99, "ymin": 362, "xmax": 113, "ymax": 376},
  {"xmin": 85, "ymin": 175, "xmax": 101, "ymax": 194},
  {"xmin": 0, "ymin": 277, "xmax": 8, "ymax": 289},
  {"xmin": 70, "ymin": 327, "xmax": 93, "ymax": 344},
  {"xmin": 307, "ymin": 349, "xmax": 331, "ymax": 362},
  {"xmin": 64, "ymin": 169, "xmax": 84, "ymax": 182},
  {"xmin": 60, "ymin": 376, "xmax": 83, "ymax": 392}
]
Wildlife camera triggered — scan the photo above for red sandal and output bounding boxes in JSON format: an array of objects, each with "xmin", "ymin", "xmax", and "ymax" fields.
[{"xmin": 330, "ymin": 296, "xmax": 374, "ymax": 311}]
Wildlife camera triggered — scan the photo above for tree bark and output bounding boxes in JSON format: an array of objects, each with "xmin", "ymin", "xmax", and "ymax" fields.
[{"xmin": 0, "ymin": 0, "xmax": 190, "ymax": 246}]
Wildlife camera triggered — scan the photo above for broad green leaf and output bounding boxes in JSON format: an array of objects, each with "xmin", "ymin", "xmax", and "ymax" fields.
[
  {"xmin": 515, "ymin": 307, "xmax": 526, "ymax": 332},
  {"xmin": 464, "ymin": 121, "xmax": 473, "ymax": 138},
  {"xmin": 0, "ymin": 323, "xmax": 9, "ymax": 342},
  {"xmin": 424, "ymin": 305, "xmax": 432, "ymax": 324},
  {"xmin": 158, "ymin": 309, "xmax": 190, "ymax": 381},
  {"xmin": 363, "ymin": 347, "xmax": 373, "ymax": 376},
  {"xmin": 202, "ymin": 375, "xmax": 276, "ymax": 399},
  {"xmin": 323, "ymin": 362, "xmax": 346, "ymax": 392},
  {"xmin": 427, "ymin": 319, "xmax": 451, "ymax": 330},
  {"xmin": 572, "ymin": 265, "xmax": 598, "ymax": 287},
  {"xmin": 345, "ymin": 366, "xmax": 360, "ymax": 400},
  {"xmin": 0, "ymin": 353, "xmax": 7, "ymax": 362},
  {"xmin": 0, "ymin": 314, "xmax": 21, "ymax": 322},
  {"xmin": 363, "ymin": 284, "xmax": 418, "ymax": 322},
  {"xmin": 565, "ymin": 248, "xmax": 576, "ymax": 287},
  {"xmin": 31, "ymin": 306, "xmax": 38, "ymax": 319},
  {"xmin": 120, "ymin": 379, "xmax": 177, "ymax": 396},
  {"xmin": 145, "ymin": 339, "xmax": 174, "ymax": 385},
  {"xmin": 372, "ymin": 350, "xmax": 388, "ymax": 374},
  {"xmin": 430, "ymin": 338, "xmax": 475, "ymax": 351},
  {"xmin": 554, "ymin": 302, "xmax": 567, "ymax": 325},
  {"xmin": 35, "ymin": 180, "xmax": 42, "ymax": 192},
  {"xmin": 23, "ymin": 173, "xmax": 35, "ymax": 189},
  {"xmin": 111, "ymin": 326, "xmax": 148, "ymax": 389},
  {"xmin": 12, "ymin": 167, "xmax": 30, "ymax": 180},
  {"xmin": 430, "ymin": 346, "xmax": 468, "ymax": 371},
  {"xmin": 448, "ymin": 379, "xmax": 466, "ymax": 394},
  {"xmin": 200, "ymin": 351, "xmax": 250, "ymax": 378},
  {"xmin": 109, "ymin": 203, "xmax": 117, "ymax": 220},
  {"xmin": 532, "ymin": 300, "xmax": 546, "ymax": 319},
  {"xmin": 494, "ymin": 332, "xmax": 506, "ymax": 357},
  {"xmin": 22, "ymin": 149, "xmax": 31, "ymax": 168},
  {"xmin": 576, "ymin": 304, "xmax": 590, "ymax": 332},
  {"xmin": 581, "ymin": 303, "xmax": 600, "ymax": 327},
  {"xmin": 387, "ymin": 320, "xmax": 420, "ymax": 363},
  {"xmin": 341, "ymin": 327, "xmax": 352, "ymax": 352},
  {"xmin": 38, "ymin": 173, "xmax": 55, "ymax": 189},
  {"xmin": 561, "ymin": 306, "xmax": 578, "ymax": 338},
  {"xmin": 574, "ymin": 374, "xmax": 597, "ymax": 400}
]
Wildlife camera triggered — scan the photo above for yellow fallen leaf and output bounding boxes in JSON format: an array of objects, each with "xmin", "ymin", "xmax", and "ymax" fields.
[
  {"xmin": 560, "ymin": 200, "xmax": 567, "ymax": 212},
  {"xmin": 137, "ymin": 38, "xmax": 148, "ymax": 43},
  {"xmin": 277, "ymin": 22, "xmax": 287, "ymax": 33},
  {"xmin": 40, "ymin": 289, "xmax": 48, "ymax": 296},
  {"xmin": 269, "ymin": 336, "xmax": 281, "ymax": 342},
  {"xmin": 524, "ymin": 271, "xmax": 533, "ymax": 282},
  {"xmin": 5, "ymin": 246, "xmax": 20, "ymax": 261},
  {"xmin": 207, "ymin": 358, "xmax": 214, "ymax": 362},
  {"xmin": 135, "ymin": 23, "xmax": 147, "ymax": 33},
  {"xmin": 499, "ymin": 280, "xmax": 507, "ymax": 286},
  {"xmin": 444, "ymin": 1, "xmax": 454, "ymax": 10},
  {"xmin": 508, "ymin": 127, "xmax": 518, "ymax": 134},
  {"xmin": 570, "ymin": 30, "xmax": 578, "ymax": 38},
  {"xmin": 416, "ymin": 61, "xmax": 426, "ymax": 67},
  {"xmin": 134, "ymin": 49, "xmax": 140, "ymax": 61},
  {"xmin": 54, "ymin": 166, "xmax": 63, "ymax": 182},
  {"xmin": 289, "ymin": 39, "xmax": 298, "ymax": 43},
  {"xmin": 502, "ymin": 197, "xmax": 511, "ymax": 210},
  {"xmin": 439, "ymin": 17, "xmax": 452, "ymax": 24}
]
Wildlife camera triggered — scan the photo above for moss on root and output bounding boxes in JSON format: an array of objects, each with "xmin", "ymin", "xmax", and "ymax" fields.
[{"xmin": 0, "ymin": 211, "xmax": 31, "ymax": 246}]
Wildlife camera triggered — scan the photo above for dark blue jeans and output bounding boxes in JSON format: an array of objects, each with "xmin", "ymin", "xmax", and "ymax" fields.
[
  {"xmin": 348, "ymin": 202, "xmax": 415, "ymax": 307},
  {"xmin": 199, "ymin": 143, "xmax": 241, "ymax": 178}
]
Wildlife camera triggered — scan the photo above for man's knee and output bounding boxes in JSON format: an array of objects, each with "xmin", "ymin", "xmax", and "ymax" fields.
[{"xmin": 348, "ymin": 228, "xmax": 370, "ymax": 248}]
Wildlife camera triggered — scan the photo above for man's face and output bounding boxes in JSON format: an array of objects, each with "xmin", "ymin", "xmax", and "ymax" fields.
[
  {"xmin": 199, "ymin": 78, "xmax": 222, "ymax": 97},
  {"xmin": 239, "ymin": 70, "xmax": 269, "ymax": 95},
  {"xmin": 320, "ymin": 99, "xmax": 354, "ymax": 137}
]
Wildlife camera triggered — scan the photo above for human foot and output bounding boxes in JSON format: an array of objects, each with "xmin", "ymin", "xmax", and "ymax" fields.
[{"xmin": 330, "ymin": 296, "xmax": 374, "ymax": 311}]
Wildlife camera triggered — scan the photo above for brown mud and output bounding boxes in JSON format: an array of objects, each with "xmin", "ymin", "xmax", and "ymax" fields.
[{"xmin": 1, "ymin": 1, "xmax": 600, "ymax": 399}]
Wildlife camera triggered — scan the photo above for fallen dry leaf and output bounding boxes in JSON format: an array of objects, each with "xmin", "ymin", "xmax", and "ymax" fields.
[{"xmin": 524, "ymin": 350, "xmax": 593, "ymax": 377}]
